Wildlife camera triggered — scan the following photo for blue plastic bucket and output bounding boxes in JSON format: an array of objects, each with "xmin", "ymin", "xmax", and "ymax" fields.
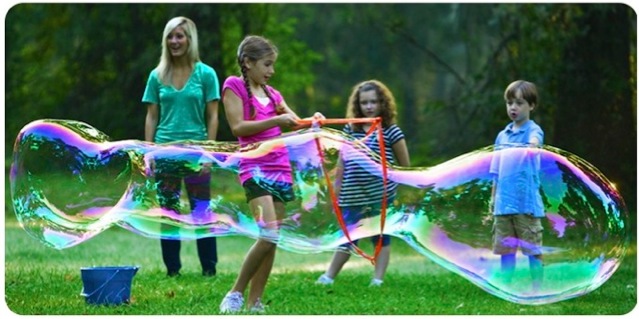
[{"xmin": 80, "ymin": 266, "xmax": 139, "ymax": 305}]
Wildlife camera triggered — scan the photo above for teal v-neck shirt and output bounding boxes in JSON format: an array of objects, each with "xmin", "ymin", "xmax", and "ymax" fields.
[{"xmin": 142, "ymin": 62, "xmax": 220, "ymax": 143}]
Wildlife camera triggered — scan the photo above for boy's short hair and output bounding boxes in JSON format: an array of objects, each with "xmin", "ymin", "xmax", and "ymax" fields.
[{"xmin": 504, "ymin": 80, "xmax": 538, "ymax": 106}]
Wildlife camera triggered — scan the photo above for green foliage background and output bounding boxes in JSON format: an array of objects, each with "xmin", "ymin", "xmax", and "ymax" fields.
[{"xmin": 4, "ymin": 3, "xmax": 636, "ymax": 221}]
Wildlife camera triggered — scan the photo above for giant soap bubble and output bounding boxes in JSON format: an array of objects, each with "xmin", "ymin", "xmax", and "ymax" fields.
[{"xmin": 10, "ymin": 119, "xmax": 629, "ymax": 305}]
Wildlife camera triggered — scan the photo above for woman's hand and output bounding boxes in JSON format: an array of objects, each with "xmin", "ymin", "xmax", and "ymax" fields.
[
  {"xmin": 144, "ymin": 156, "xmax": 156, "ymax": 177},
  {"xmin": 200, "ymin": 162, "xmax": 212, "ymax": 175}
]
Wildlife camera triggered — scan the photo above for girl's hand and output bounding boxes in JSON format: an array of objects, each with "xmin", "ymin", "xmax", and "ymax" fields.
[
  {"xmin": 276, "ymin": 113, "xmax": 299, "ymax": 128},
  {"xmin": 309, "ymin": 112, "xmax": 325, "ymax": 130},
  {"xmin": 291, "ymin": 112, "xmax": 326, "ymax": 130},
  {"xmin": 312, "ymin": 112, "xmax": 326, "ymax": 120}
]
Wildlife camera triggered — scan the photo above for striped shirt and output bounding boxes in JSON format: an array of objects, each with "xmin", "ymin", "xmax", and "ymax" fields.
[{"xmin": 338, "ymin": 124, "xmax": 405, "ymax": 206}]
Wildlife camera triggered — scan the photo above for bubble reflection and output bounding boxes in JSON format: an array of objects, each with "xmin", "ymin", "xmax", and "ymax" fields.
[{"xmin": 10, "ymin": 119, "xmax": 629, "ymax": 305}]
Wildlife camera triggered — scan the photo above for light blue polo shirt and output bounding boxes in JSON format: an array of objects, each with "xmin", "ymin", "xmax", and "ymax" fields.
[{"xmin": 489, "ymin": 120, "xmax": 545, "ymax": 217}]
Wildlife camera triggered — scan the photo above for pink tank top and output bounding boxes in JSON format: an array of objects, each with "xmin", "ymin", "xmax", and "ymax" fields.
[{"xmin": 222, "ymin": 76, "xmax": 293, "ymax": 184}]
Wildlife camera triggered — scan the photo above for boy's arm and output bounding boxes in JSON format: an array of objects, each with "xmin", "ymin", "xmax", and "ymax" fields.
[
  {"xmin": 529, "ymin": 126, "xmax": 544, "ymax": 146},
  {"xmin": 490, "ymin": 178, "xmax": 497, "ymax": 214},
  {"xmin": 529, "ymin": 136, "xmax": 541, "ymax": 146}
]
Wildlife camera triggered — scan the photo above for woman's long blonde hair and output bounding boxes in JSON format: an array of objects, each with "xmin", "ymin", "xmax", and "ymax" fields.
[{"xmin": 155, "ymin": 17, "xmax": 200, "ymax": 85}]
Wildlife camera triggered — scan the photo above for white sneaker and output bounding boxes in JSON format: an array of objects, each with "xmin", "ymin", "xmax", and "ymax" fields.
[
  {"xmin": 315, "ymin": 274, "xmax": 334, "ymax": 285},
  {"xmin": 219, "ymin": 291, "xmax": 244, "ymax": 314},
  {"xmin": 249, "ymin": 298, "xmax": 266, "ymax": 313},
  {"xmin": 369, "ymin": 278, "xmax": 383, "ymax": 287}
]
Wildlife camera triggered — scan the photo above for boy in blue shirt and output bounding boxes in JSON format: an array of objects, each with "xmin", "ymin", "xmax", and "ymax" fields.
[{"xmin": 489, "ymin": 80, "xmax": 544, "ymax": 291}]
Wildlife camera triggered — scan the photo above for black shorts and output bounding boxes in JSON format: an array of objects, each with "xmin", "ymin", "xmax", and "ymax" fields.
[{"xmin": 242, "ymin": 179, "xmax": 296, "ymax": 203}]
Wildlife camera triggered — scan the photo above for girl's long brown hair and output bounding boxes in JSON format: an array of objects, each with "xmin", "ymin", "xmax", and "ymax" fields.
[{"xmin": 236, "ymin": 35, "xmax": 278, "ymax": 119}]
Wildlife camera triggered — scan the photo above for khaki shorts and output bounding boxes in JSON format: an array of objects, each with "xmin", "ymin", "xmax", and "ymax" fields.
[{"xmin": 492, "ymin": 214, "xmax": 543, "ymax": 256}]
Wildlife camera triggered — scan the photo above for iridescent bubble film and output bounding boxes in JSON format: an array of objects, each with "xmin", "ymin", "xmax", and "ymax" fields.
[{"xmin": 10, "ymin": 119, "xmax": 629, "ymax": 305}]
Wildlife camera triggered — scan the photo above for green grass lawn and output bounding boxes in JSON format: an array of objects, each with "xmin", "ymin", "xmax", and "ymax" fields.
[{"xmin": 3, "ymin": 217, "xmax": 637, "ymax": 315}]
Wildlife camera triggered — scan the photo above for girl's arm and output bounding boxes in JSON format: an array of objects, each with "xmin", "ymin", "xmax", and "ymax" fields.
[
  {"xmin": 391, "ymin": 138, "xmax": 412, "ymax": 210},
  {"xmin": 333, "ymin": 155, "xmax": 344, "ymax": 196},
  {"xmin": 223, "ymin": 89, "xmax": 298, "ymax": 137},
  {"xmin": 392, "ymin": 139, "xmax": 411, "ymax": 167},
  {"xmin": 277, "ymin": 99, "xmax": 326, "ymax": 131},
  {"xmin": 280, "ymin": 99, "xmax": 325, "ymax": 130}
]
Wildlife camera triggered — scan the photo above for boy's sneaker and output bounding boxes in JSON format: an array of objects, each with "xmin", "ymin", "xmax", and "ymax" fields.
[
  {"xmin": 249, "ymin": 298, "xmax": 266, "ymax": 313},
  {"xmin": 315, "ymin": 274, "xmax": 334, "ymax": 285},
  {"xmin": 219, "ymin": 291, "xmax": 244, "ymax": 314},
  {"xmin": 369, "ymin": 278, "xmax": 383, "ymax": 287}
]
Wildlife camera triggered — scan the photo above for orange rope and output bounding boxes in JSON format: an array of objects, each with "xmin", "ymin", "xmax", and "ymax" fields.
[{"xmin": 298, "ymin": 117, "xmax": 388, "ymax": 264}]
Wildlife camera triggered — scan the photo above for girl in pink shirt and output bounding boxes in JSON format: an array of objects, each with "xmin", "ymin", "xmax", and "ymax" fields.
[
  {"xmin": 219, "ymin": 35, "xmax": 320, "ymax": 314},
  {"xmin": 223, "ymin": 75, "xmax": 295, "ymax": 186}
]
